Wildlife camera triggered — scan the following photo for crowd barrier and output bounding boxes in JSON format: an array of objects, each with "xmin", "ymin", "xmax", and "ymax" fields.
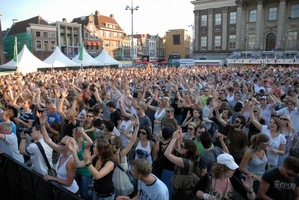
[{"xmin": 0, "ymin": 153, "xmax": 84, "ymax": 200}]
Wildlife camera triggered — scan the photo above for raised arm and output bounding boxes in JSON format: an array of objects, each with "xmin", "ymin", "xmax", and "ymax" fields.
[
  {"xmin": 120, "ymin": 116, "xmax": 139, "ymax": 157},
  {"xmin": 164, "ymin": 129, "xmax": 185, "ymax": 168},
  {"xmin": 249, "ymin": 103, "xmax": 262, "ymax": 131}
]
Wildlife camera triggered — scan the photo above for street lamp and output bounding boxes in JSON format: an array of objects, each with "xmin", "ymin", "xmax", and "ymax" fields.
[{"xmin": 125, "ymin": 0, "xmax": 139, "ymax": 67}]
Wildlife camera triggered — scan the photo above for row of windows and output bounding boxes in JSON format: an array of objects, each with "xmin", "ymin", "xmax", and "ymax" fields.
[
  {"xmin": 36, "ymin": 40, "xmax": 56, "ymax": 51},
  {"xmin": 200, "ymin": 31, "xmax": 298, "ymax": 50},
  {"xmin": 200, "ymin": 35, "xmax": 236, "ymax": 50},
  {"xmin": 201, "ymin": 4, "xmax": 299, "ymax": 26},
  {"xmin": 85, "ymin": 31, "xmax": 123, "ymax": 39},
  {"xmin": 36, "ymin": 31, "xmax": 56, "ymax": 38}
]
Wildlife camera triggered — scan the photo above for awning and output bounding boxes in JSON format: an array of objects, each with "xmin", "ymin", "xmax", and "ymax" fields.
[
  {"xmin": 85, "ymin": 40, "xmax": 91, "ymax": 46},
  {"xmin": 96, "ymin": 41, "xmax": 101, "ymax": 46},
  {"xmin": 91, "ymin": 41, "xmax": 96, "ymax": 46}
]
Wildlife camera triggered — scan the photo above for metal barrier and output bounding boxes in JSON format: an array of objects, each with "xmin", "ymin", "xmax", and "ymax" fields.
[{"xmin": 0, "ymin": 153, "xmax": 84, "ymax": 200}]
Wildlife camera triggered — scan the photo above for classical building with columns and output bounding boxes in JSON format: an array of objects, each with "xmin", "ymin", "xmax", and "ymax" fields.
[{"xmin": 191, "ymin": 0, "xmax": 299, "ymax": 62}]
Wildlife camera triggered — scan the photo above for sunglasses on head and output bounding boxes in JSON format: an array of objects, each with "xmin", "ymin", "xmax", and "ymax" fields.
[
  {"xmin": 59, "ymin": 142, "xmax": 66, "ymax": 146},
  {"xmin": 280, "ymin": 118, "xmax": 288, "ymax": 121}
]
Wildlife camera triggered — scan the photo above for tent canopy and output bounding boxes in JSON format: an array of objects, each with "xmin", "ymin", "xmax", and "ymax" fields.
[
  {"xmin": 0, "ymin": 44, "xmax": 51, "ymax": 74},
  {"xmin": 95, "ymin": 49, "xmax": 121, "ymax": 66},
  {"xmin": 72, "ymin": 46, "xmax": 103, "ymax": 66},
  {"xmin": 43, "ymin": 46, "xmax": 80, "ymax": 67}
]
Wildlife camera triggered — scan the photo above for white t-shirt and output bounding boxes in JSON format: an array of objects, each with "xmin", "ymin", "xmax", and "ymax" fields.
[
  {"xmin": 138, "ymin": 174, "xmax": 169, "ymax": 200},
  {"xmin": 0, "ymin": 133, "xmax": 24, "ymax": 163},
  {"xmin": 25, "ymin": 139, "xmax": 53, "ymax": 175},
  {"xmin": 261, "ymin": 126, "xmax": 286, "ymax": 167}
]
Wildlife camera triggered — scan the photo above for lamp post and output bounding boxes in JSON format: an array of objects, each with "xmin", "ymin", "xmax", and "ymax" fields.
[
  {"xmin": 188, "ymin": 25, "xmax": 194, "ymax": 58},
  {"xmin": 126, "ymin": 0, "xmax": 139, "ymax": 67}
]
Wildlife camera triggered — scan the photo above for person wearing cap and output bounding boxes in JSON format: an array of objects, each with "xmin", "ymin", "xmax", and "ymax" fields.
[
  {"xmin": 258, "ymin": 156, "xmax": 299, "ymax": 200},
  {"xmin": 193, "ymin": 153, "xmax": 256, "ymax": 200}
]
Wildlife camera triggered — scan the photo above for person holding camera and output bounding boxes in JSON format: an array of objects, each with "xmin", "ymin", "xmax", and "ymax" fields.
[{"xmin": 19, "ymin": 124, "xmax": 53, "ymax": 175}]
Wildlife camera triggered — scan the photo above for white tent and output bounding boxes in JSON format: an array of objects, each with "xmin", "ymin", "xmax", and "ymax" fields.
[
  {"xmin": 95, "ymin": 49, "xmax": 122, "ymax": 66},
  {"xmin": 0, "ymin": 45, "xmax": 51, "ymax": 74},
  {"xmin": 43, "ymin": 46, "xmax": 80, "ymax": 68},
  {"xmin": 72, "ymin": 46, "xmax": 103, "ymax": 66}
]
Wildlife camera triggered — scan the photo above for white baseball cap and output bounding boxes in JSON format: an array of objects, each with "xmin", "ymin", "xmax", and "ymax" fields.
[{"xmin": 217, "ymin": 153, "xmax": 239, "ymax": 170}]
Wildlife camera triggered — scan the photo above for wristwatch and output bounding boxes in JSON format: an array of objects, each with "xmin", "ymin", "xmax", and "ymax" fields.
[{"xmin": 85, "ymin": 162, "xmax": 92, "ymax": 167}]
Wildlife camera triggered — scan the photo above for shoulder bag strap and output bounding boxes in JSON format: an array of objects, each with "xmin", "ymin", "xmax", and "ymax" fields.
[
  {"xmin": 36, "ymin": 142, "xmax": 51, "ymax": 170},
  {"xmin": 114, "ymin": 161, "xmax": 125, "ymax": 172}
]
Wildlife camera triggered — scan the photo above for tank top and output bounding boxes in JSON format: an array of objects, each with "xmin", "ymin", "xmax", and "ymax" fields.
[
  {"xmin": 246, "ymin": 150, "xmax": 267, "ymax": 177},
  {"xmin": 76, "ymin": 140, "xmax": 91, "ymax": 176},
  {"xmin": 56, "ymin": 155, "xmax": 79, "ymax": 193},
  {"xmin": 135, "ymin": 140, "xmax": 153, "ymax": 164}
]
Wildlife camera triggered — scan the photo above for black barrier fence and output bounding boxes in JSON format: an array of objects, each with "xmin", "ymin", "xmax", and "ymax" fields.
[{"xmin": 0, "ymin": 153, "xmax": 84, "ymax": 200}]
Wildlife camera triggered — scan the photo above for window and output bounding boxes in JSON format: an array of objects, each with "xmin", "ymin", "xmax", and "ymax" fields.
[
  {"xmin": 43, "ymin": 32, "xmax": 48, "ymax": 38},
  {"xmin": 229, "ymin": 35, "xmax": 236, "ymax": 49},
  {"xmin": 268, "ymin": 7, "xmax": 277, "ymax": 21},
  {"xmin": 106, "ymin": 31, "xmax": 110, "ymax": 38},
  {"xmin": 114, "ymin": 32, "xmax": 118, "ymax": 38},
  {"xmin": 201, "ymin": 15, "xmax": 207, "ymax": 26},
  {"xmin": 36, "ymin": 40, "xmax": 42, "ymax": 50},
  {"xmin": 249, "ymin": 10, "xmax": 256, "ymax": 22},
  {"xmin": 215, "ymin": 14, "xmax": 221, "ymax": 25},
  {"xmin": 173, "ymin": 34, "xmax": 181, "ymax": 45},
  {"xmin": 36, "ymin": 31, "xmax": 41, "ymax": 37},
  {"xmin": 51, "ymin": 41, "xmax": 56, "ymax": 50},
  {"xmin": 201, "ymin": 36, "xmax": 207, "ymax": 50},
  {"xmin": 230, "ymin": 12, "xmax": 236, "ymax": 24},
  {"xmin": 50, "ymin": 32, "xmax": 56, "ymax": 38},
  {"xmin": 214, "ymin": 36, "xmax": 221, "ymax": 50},
  {"xmin": 290, "ymin": 4, "xmax": 299, "ymax": 19},
  {"xmin": 248, "ymin": 34, "xmax": 256, "ymax": 49},
  {"xmin": 44, "ymin": 41, "xmax": 49, "ymax": 51},
  {"xmin": 288, "ymin": 32, "xmax": 298, "ymax": 40},
  {"xmin": 85, "ymin": 32, "xmax": 88, "ymax": 39}
]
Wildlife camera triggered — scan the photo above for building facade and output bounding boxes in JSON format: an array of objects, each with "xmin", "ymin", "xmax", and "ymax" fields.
[
  {"xmin": 191, "ymin": 0, "xmax": 299, "ymax": 60},
  {"xmin": 56, "ymin": 20, "xmax": 82, "ymax": 59},
  {"xmin": 72, "ymin": 11, "xmax": 124, "ymax": 59},
  {"xmin": 165, "ymin": 29, "xmax": 191, "ymax": 60}
]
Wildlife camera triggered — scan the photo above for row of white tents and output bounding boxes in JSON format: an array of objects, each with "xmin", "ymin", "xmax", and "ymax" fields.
[{"xmin": 0, "ymin": 45, "xmax": 122, "ymax": 74}]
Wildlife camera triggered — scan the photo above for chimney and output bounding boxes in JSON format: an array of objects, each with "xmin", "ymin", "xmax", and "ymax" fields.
[
  {"xmin": 110, "ymin": 14, "xmax": 114, "ymax": 19},
  {"xmin": 62, "ymin": 18, "xmax": 67, "ymax": 22},
  {"xmin": 95, "ymin": 10, "xmax": 100, "ymax": 16}
]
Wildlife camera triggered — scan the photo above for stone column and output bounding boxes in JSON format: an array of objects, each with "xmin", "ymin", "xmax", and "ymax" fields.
[
  {"xmin": 276, "ymin": 0, "xmax": 286, "ymax": 50},
  {"xmin": 222, "ymin": 7, "xmax": 228, "ymax": 50},
  {"xmin": 194, "ymin": 10, "xmax": 200, "ymax": 52},
  {"xmin": 255, "ymin": 0, "xmax": 264, "ymax": 50},
  {"xmin": 235, "ymin": 0, "xmax": 245, "ymax": 50},
  {"xmin": 208, "ymin": 8, "xmax": 213, "ymax": 50}
]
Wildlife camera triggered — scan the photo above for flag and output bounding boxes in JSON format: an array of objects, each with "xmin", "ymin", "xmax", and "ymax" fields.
[
  {"xmin": 78, "ymin": 42, "xmax": 83, "ymax": 61},
  {"xmin": 13, "ymin": 37, "xmax": 18, "ymax": 62},
  {"xmin": 294, "ymin": 55, "xmax": 297, "ymax": 63},
  {"xmin": 120, "ymin": 44, "xmax": 124, "ymax": 61}
]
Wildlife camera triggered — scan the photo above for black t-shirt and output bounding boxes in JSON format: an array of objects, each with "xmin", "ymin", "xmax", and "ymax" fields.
[
  {"xmin": 63, "ymin": 119, "xmax": 80, "ymax": 137},
  {"xmin": 262, "ymin": 167, "xmax": 299, "ymax": 200},
  {"xmin": 110, "ymin": 110, "xmax": 121, "ymax": 128}
]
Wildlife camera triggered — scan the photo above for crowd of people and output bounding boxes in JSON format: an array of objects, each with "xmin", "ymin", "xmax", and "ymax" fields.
[{"xmin": 0, "ymin": 64, "xmax": 299, "ymax": 200}]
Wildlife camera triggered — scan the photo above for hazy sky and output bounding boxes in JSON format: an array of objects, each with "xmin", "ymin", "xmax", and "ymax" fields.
[{"xmin": 1, "ymin": 0, "xmax": 194, "ymax": 36}]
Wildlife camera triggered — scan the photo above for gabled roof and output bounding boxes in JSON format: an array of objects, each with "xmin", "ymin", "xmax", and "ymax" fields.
[
  {"xmin": 72, "ymin": 12, "xmax": 123, "ymax": 32},
  {"xmin": 7, "ymin": 16, "xmax": 49, "ymax": 36}
]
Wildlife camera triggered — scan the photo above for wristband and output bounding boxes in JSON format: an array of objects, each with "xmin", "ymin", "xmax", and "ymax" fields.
[
  {"xmin": 203, "ymin": 193, "xmax": 210, "ymax": 200},
  {"xmin": 21, "ymin": 137, "xmax": 26, "ymax": 140},
  {"xmin": 85, "ymin": 162, "xmax": 92, "ymax": 167}
]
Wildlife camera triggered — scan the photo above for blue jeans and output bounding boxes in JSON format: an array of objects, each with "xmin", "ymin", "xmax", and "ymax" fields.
[
  {"xmin": 75, "ymin": 173, "xmax": 92, "ymax": 200},
  {"xmin": 161, "ymin": 169, "xmax": 174, "ymax": 198},
  {"xmin": 92, "ymin": 192, "xmax": 115, "ymax": 200}
]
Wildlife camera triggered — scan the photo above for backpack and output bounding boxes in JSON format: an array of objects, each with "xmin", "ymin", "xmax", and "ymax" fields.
[{"xmin": 171, "ymin": 159, "xmax": 200, "ymax": 190}]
